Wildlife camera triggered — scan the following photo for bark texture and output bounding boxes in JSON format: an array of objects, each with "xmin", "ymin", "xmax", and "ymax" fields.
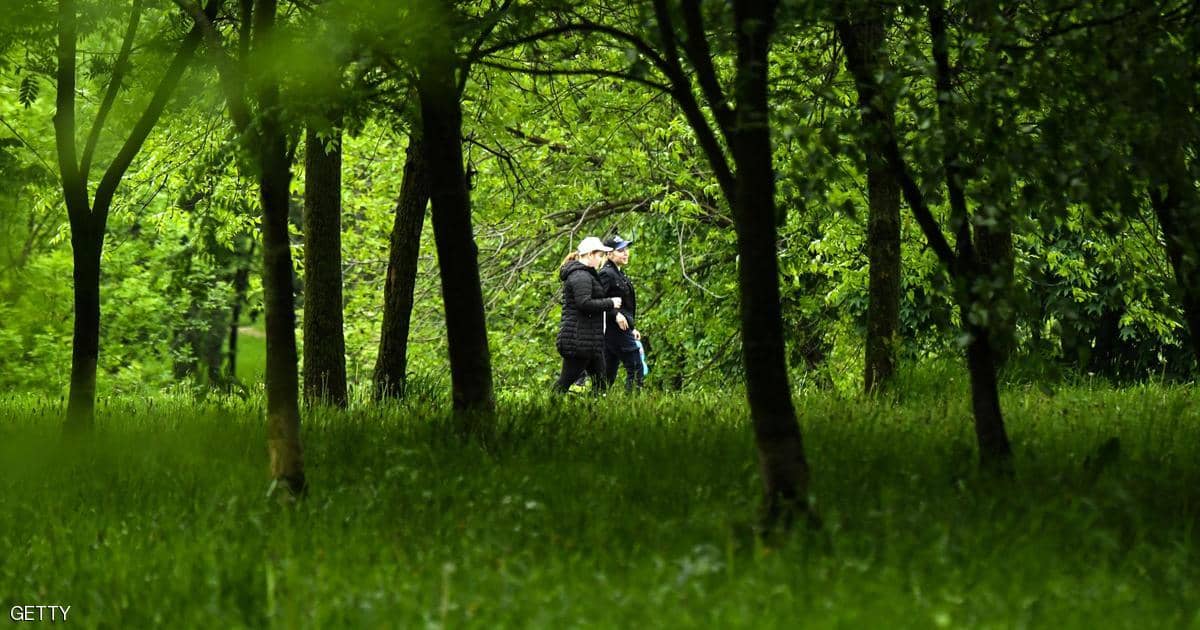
[
  {"xmin": 302, "ymin": 126, "xmax": 348, "ymax": 407},
  {"xmin": 838, "ymin": 1, "xmax": 1013, "ymax": 470},
  {"xmin": 732, "ymin": 0, "xmax": 812, "ymax": 529},
  {"xmin": 416, "ymin": 29, "xmax": 495, "ymax": 414},
  {"xmin": 374, "ymin": 134, "xmax": 431, "ymax": 399},
  {"xmin": 66, "ymin": 235, "xmax": 101, "ymax": 428},
  {"xmin": 838, "ymin": 12, "xmax": 902, "ymax": 393},
  {"xmin": 254, "ymin": 0, "xmax": 305, "ymax": 496}
]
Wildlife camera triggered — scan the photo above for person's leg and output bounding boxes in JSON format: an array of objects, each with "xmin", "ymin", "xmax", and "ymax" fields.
[
  {"xmin": 588, "ymin": 353, "xmax": 608, "ymax": 394},
  {"xmin": 554, "ymin": 356, "xmax": 589, "ymax": 393},
  {"xmin": 621, "ymin": 348, "xmax": 644, "ymax": 392},
  {"xmin": 604, "ymin": 346, "xmax": 619, "ymax": 388}
]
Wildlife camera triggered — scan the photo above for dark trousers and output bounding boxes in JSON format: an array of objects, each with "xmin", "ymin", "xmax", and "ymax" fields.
[
  {"xmin": 553, "ymin": 353, "xmax": 606, "ymax": 393},
  {"xmin": 604, "ymin": 346, "xmax": 644, "ymax": 392}
]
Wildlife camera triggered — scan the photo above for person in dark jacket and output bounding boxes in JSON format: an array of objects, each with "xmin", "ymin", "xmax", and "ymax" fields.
[
  {"xmin": 598, "ymin": 234, "xmax": 644, "ymax": 391},
  {"xmin": 553, "ymin": 236, "xmax": 622, "ymax": 393}
]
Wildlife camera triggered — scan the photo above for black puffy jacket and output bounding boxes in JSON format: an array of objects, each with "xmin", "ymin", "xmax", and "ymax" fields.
[{"xmin": 556, "ymin": 260, "xmax": 614, "ymax": 358}]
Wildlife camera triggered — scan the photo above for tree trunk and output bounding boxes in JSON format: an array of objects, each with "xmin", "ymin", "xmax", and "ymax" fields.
[
  {"xmin": 1149, "ymin": 148, "xmax": 1200, "ymax": 368},
  {"xmin": 838, "ymin": 13, "xmax": 902, "ymax": 393},
  {"xmin": 54, "ymin": 0, "xmax": 218, "ymax": 429},
  {"xmin": 416, "ymin": 41, "xmax": 495, "ymax": 415},
  {"xmin": 255, "ymin": 0, "xmax": 304, "ymax": 497},
  {"xmin": 839, "ymin": 2, "xmax": 1014, "ymax": 470},
  {"xmin": 975, "ymin": 220, "xmax": 1015, "ymax": 364},
  {"xmin": 226, "ymin": 239, "xmax": 254, "ymax": 384},
  {"xmin": 964, "ymin": 317, "xmax": 1013, "ymax": 474},
  {"xmin": 374, "ymin": 133, "xmax": 430, "ymax": 399},
  {"xmin": 732, "ymin": 0, "xmax": 813, "ymax": 531},
  {"xmin": 65, "ymin": 229, "xmax": 101, "ymax": 429},
  {"xmin": 928, "ymin": 1, "xmax": 1013, "ymax": 470},
  {"xmin": 302, "ymin": 126, "xmax": 348, "ymax": 407}
]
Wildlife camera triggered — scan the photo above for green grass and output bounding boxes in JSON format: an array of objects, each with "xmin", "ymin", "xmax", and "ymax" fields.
[
  {"xmin": 1, "ymin": 383, "xmax": 1199, "ymax": 628},
  {"xmin": 235, "ymin": 323, "xmax": 267, "ymax": 386}
]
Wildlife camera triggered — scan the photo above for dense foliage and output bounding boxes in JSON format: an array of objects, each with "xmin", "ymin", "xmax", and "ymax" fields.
[{"xmin": 1, "ymin": 1, "xmax": 1194, "ymax": 400}]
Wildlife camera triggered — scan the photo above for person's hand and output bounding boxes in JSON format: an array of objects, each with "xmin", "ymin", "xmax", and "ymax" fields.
[
  {"xmin": 616, "ymin": 313, "xmax": 629, "ymax": 331},
  {"xmin": 633, "ymin": 329, "xmax": 641, "ymax": 341},
  {"xmin": 611, "ymin": 297, "xmax": 622, "ymax": 310}
]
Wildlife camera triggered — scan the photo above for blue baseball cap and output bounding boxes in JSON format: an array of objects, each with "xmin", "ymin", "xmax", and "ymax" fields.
[{"xmin": 604, "ymin": 234, "xmax": 633, "ymax": 250}]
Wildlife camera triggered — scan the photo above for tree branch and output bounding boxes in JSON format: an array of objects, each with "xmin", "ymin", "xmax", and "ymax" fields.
[
  {"xmin": 928, "ymin": 0, "xmax": 974, "ymax": 267},
  {"xmin": 458, "ymin": 0, "xmax": 515, "ymax": 96},
  {"xmin": 651, "ymin": 0, "xmax": 736, "ymax": 207},
  {"xmin": 92, "ymin": 0, "xmax": 222, "ymax": 230},
  {"xmin": 172, "ymin": 0, "xmax": 251, "ymax": 132},
  {"xmin": 471, "ymin": 19, "xmax": 674, "ymax": 82},
  {"xmin": 476, "ymin": 59, "xmax": 671, "ymax": 93},
  {"xmin": 680, "ymin": 0, "xmax": 734, "ymax": 140},
  {"xmin": 53, "ymin": 0, "xmax": 90, "ymax": 225},
  {"xmin": 80, "ymin": 0, "xmax": 143, "ymax": 183}
]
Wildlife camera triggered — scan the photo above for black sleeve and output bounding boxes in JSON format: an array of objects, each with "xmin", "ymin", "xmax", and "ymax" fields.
[
  {"xmin": 568, "ymin": 271, "xmax": 614, "ymax": 313},
  {"xmin": 598, "ymin": 265, "xmax": 617, "ymax": 296}
]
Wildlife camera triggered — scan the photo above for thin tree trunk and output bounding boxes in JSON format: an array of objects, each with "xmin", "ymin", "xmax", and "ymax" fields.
[
  {"xmin": 975, "ymin": 220, "xmax": 1015, "ymax": 364},
  {"xmin": 928, "ymin": 1, "xmax": 1012, "ymax": 470},
  {"xmin": 838, "ymin": 13, "xmax": 902, "ymax": 393},
  {"xmin": 302, "ymin": 126, "xmax": 348, "ymax": 407},
  {"xmin": 1147, "ymin": 137, "xmax": 1200, "ymax": 367},
  {"xmin": 964, "ymin": 318, "xmax": 1011, "ymax": 473},
  {"xmin": 54, "ymin": 0, "xmax": 217, "ymax": 429},
  {"xmin": 374, "ymin": 133, "xmax": 430, "ymax": 399},
  {"xmin": 839, "ymin": 2, "xmax": 1013, "ymax": 470},
  {"xmin": 65, "ymin": 231, "xmax": 101, "ymax": 429},
  {"xmin": 416, "ymin": 38, "xmax": 495, "ymax": 415},
  {"xmin": 226, "ymin": 239, "xmax": 255, "ymax": 384},
  {"xmin": 255, "ymin": 0, "xmax": 304, "ymax": 497},
  {"xmin": 732, "ymin": 0, "xmax": 813, "ymax": 530}
]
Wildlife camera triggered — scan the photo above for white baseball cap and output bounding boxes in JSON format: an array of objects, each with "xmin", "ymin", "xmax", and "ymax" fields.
[{"xmin": 576, "ymin": 236, "xmax": 613, "ymax": 255}]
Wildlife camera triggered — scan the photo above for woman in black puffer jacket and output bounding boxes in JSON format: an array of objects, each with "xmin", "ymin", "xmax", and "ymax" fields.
[{"xmin": 554, "ymin": 237, "xmax": 622, "ymax": 393}]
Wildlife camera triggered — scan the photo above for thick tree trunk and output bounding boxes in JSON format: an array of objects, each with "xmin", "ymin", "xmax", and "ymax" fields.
[
  {"xmin": 374, "ymin": 134, "xmax": 430, "ymax": 399},
  {"xmin": 255, "ymin": 0, "xmax": 304, "ymax": 497},
  {"xmin": 838, "ymin": 14, "xmax": 902, "ymax": 393},
  {"xmin": 416, "ymin": 44, "xmax": 495, "ymax": 415},
  {"xmin": 260, "ymin": 128, "xmax": 305, "ymax": 495},
  {"xmin": 65, "ymin": 230, "xmax": 101, "ymax": 429},
  {"xmin": 732, "ymin": 0, "xmax": 813, "ymax": 531},
  {"xmin": 302, "ymin": 126, "xmax": 348, "ymax": 407}
]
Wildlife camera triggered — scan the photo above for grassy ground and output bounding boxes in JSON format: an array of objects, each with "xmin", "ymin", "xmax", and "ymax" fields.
[
  {"xmin": 234, "ymin": 324, "xmax": 267, "ymax": 386},
  {"xmin": 1, "ymin": 381, "xmax": 1198, "ymax": 628}
]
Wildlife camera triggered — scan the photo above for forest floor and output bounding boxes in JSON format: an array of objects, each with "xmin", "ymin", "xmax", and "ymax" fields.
[{"xmin": 1, "ymin": 380, "xmax": 1198, "ymax": 628}]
